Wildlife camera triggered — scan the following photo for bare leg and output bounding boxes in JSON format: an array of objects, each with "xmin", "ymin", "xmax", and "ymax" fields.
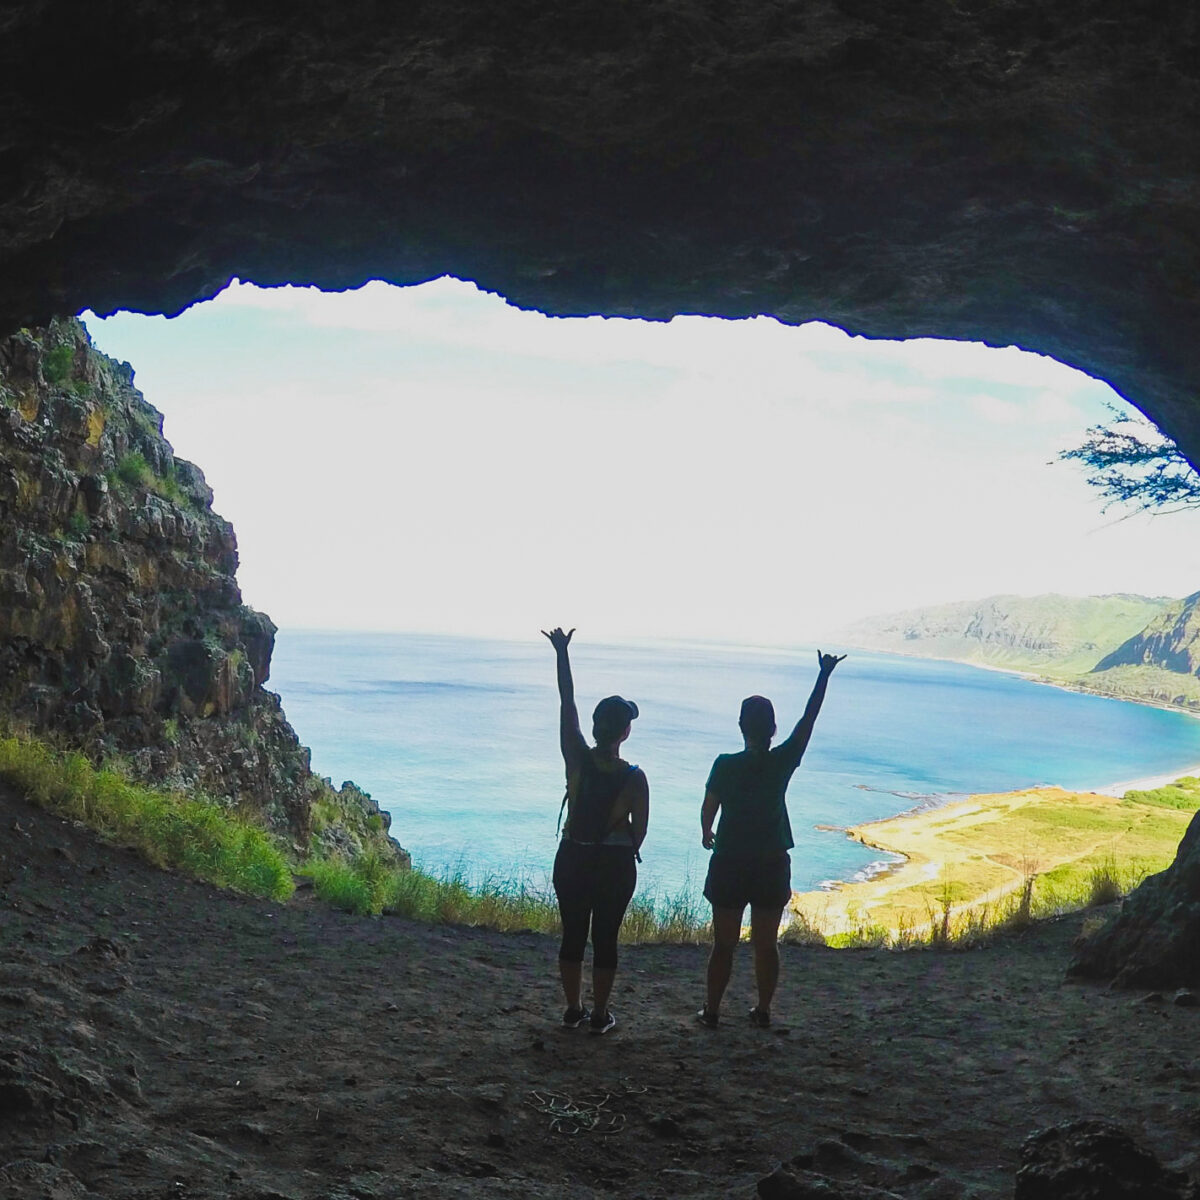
[
  {"xmin": 749, "ymin": 905, "xmax": 785, "ymax": 1013},
  {"xmin": 705, "ymin": 906, "xmax": 745, "ymax": 1014},
  {"xmin": 592, "ymin": 966, "xmax": 615, "ymax": 1017},
  {"xmin": 560, "ymin": 959, "xmax": 583, "ymax": 1010}
]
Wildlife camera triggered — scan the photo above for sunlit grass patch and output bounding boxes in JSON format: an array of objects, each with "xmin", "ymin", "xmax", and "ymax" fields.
[
  {"xmin": 302, "ymin": 856, "xmax": 563, "ymax": 928},
  {"xmin": 302, "ymin": 853, "xmax": 711, "ymax": 942},
  {"xmin": 1123, "ymin": 776, "xmax": 1200, "ymax": 811},
  {"xmin": 623, "ymin": 888, "xmax": 710, "ymax": 944},
  {"xmin": 0, "ymin": 734, "xmax": 293, "ymax": 901},
  {"xmin": 780, "ymin": 909, "xmax": 827, "ymax": 947}
]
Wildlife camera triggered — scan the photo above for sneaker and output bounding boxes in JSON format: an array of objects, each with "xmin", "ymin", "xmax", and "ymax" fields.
[
  {"xmin": 589, "ymin": 1009, "xmax": 616, "ymax": 1035},
  {"xmin": 562, "ymin": 1004, "xmax": 591, "ymax": 1028},
  {"xmin": 696, "ymin": 1004, "xmax": 719, "ymax": 1029},
  {"xmin": 748, "ymin": 1005, "xmax": 771, "ymax": 1028}
]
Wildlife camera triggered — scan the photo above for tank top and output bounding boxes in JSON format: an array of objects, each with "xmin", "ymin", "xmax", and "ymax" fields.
[{"xmin": 562, "ymin": 755, "xmax": 638, "ymax": 846}]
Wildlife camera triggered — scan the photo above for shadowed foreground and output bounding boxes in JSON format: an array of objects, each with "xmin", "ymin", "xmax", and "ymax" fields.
[{"xmin": 2, "ymin": 784, "xmax": 1197, "ymax": 1199}]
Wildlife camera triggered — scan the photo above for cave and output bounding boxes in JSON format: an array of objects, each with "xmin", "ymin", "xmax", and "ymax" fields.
[
  {"xmin": 6, "ymin": 0, "xmax": 1200, "ymax": 969},
  {"xmin": 3, "ymin": 5, "xmax": 1200, "ymax": 1194},
  {"xmin": 2, "ymin": 1, "xmax": 1199, "ymax": 461}
]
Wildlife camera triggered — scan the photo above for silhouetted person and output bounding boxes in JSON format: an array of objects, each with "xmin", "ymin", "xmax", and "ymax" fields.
[
  {"xmin": 543, "ymin": 627, "xmax": 649, "ymax": 1035},
  {"xmin": 697, "ymin": 650, "xmax": 845, "ymax": 1029}
]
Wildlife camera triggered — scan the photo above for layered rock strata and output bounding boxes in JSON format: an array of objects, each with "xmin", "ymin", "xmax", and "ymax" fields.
[
  {"xmin": 0, "ymin": 318, "xmax": 406, "ymax": 864},
  {"xmin": 1094, "ymin": 591, "xmax": 1200, "ymax": 676}
]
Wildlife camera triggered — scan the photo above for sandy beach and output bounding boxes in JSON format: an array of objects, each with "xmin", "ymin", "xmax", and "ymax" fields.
[
  {"xmin": 1091, "ymin": 760, "xmax": 1200, "ymax": 797},
  {"xmin": 792, "ymin": 774, "xmax": 1197, "ymax": 938}
]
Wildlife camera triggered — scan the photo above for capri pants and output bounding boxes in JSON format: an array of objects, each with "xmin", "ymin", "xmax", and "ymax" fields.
[{"xmin": 552, "ymin": 839, "xmax": 637, "ymax": 970}]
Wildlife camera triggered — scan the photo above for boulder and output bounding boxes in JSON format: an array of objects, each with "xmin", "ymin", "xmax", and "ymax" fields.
[
  {"xmin": 1070, "ymin": 811, "xmax": 1200, "ymax": 988},
  {"xmin": 1015, "ymin": 1119, "xmax": 1197, "ymax": 1200}
]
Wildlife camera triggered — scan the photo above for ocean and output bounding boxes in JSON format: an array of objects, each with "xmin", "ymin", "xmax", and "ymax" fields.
[{"xmin": 269, "ymin": 631, "xmax": 1200, "ymax": 902}]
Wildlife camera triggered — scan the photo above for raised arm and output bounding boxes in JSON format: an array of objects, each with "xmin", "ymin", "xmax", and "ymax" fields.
[
  {"xmin": 542, "ymin": 626, "xmax": 587, "ymax": 768},
  {"xmin": 777, "ymin": 650, "xmax": 846, "ymax": 766}
]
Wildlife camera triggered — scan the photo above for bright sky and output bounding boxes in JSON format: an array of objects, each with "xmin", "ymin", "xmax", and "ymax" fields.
[{"xmin": 82, "ymin": 278, "xmax": 1200, "ymax": 643}]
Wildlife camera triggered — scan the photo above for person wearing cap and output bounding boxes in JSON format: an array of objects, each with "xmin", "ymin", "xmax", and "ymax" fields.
[
  {"xmin": 543, "ymin": 626, "xmax": 649, "ymax": 1035},
  {"xmin": 697, "ymin": 650, "xmax": 845, "ymax": 1030}
]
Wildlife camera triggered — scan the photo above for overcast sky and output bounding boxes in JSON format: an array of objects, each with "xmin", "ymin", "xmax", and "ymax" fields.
[{"xmin": 82, "ymin": 278, "xmax": 1200, "ymax": 644}]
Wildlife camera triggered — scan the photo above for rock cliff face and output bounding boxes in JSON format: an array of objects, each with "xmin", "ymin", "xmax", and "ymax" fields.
[
  {"xmin": 0, "ymin": 318, "xmax": 407, "ymax": 864},
  {"xmin": 1093, "ymin": 592, "xmax": 1200, "ymax": 676},
  {"xmin": 1, "ymin": 2, "xmax": 1199, "ymax": 468}
]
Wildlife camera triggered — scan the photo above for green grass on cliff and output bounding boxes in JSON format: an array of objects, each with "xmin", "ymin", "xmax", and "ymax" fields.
[{"xmin": 0, "ymin": 735, "xmax": 294, "ymax": 901}]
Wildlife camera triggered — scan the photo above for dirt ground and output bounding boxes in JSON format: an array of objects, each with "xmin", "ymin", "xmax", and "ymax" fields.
[{"xmin": 2, "ymin": 784, "xmax": 1198, "ymax": 1200}]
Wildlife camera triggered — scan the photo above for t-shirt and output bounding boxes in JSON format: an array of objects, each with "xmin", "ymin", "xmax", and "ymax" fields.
[{"xmin": 705, "ymin": 747, "xmax": 802, "ymax": 856}]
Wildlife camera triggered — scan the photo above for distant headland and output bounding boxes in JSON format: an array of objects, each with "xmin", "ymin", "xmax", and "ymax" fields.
[{"xmin": 833, "ymin": 590, "xmax": 1200, "ymax": 713}]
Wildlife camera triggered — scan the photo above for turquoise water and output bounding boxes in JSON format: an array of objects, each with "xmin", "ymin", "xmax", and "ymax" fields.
[{"xmin": 269, "ymin": 631, "xmax": 1200, "ymax": 901}]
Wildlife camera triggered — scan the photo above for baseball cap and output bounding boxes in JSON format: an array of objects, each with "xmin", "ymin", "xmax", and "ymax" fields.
[
  {"xmin": 593, "ymin": 695, "xmax": 639, "ymax": 731},
  {"xmin": 738, "ymin": 695, "xmax": 775, "ymax": 736}
]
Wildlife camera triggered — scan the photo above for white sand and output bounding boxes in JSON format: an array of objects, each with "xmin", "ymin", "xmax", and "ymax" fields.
[{"xmin": 1091, "ymin": 761, "xmax": 1200, "ymax": 798}]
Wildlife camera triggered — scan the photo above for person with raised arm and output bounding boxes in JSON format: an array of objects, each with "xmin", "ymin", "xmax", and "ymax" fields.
[
  {"xmin": 543, "ymin": 627, "xmax": 649, "ymax": 1036},
  {"xmin": 696, "ymin": 650, "xmax": 845, "ymax": 1029}
]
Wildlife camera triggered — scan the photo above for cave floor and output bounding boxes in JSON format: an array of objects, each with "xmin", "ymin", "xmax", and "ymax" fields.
[{"xmin": 2, "ymin": 785, "xmax": 1197, "ymax": 1200}]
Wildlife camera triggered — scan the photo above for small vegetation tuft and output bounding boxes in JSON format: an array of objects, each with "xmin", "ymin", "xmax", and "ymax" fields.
[
  {"xmin": 0, "ymin": 734, "xmax": 293, "ymax": 901},
  {"xmin": 43, "ymin": 344, "xmax": 75, "ymax": 385},
  {"xmin": 1084, "ymin": 857, "xmax": 1126, "ymax": 908},
  {"xmin": 106, "ymin": 450, "xmax": 188, "ymax": 505},
  {"xmin": 113, "ymin": 450, "xmax": 154, "ymax": 490}
]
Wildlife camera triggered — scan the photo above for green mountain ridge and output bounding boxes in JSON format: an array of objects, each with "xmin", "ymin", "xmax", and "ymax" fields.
[{"xmin": 835, "ymin": 592, "xmax": 1200, "ymax": 711}]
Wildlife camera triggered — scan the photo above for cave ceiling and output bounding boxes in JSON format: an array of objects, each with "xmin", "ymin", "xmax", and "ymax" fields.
[{"xmin": 2, "ymin": 1, "xmax": 1198, "ymax": 458}]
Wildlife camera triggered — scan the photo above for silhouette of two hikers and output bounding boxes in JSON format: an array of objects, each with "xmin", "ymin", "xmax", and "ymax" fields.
[{"xmin": 544, "ymin": 626, "xmax": 843, "ymax": 1034}]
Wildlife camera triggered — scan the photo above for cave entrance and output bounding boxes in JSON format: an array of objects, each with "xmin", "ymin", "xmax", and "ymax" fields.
[
  {"xmin": 84, "ymin": 278, "xmax": 1199, "ymax": 641},
  {"xmin": 82, "ymin": 280, "xmax": 1200, "ymax": 912}
]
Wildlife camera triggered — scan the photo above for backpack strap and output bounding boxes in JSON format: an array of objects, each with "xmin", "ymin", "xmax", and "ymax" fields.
[{"xmin": 556, "ymin": 761, "xmax": 641, "ymax": 851}]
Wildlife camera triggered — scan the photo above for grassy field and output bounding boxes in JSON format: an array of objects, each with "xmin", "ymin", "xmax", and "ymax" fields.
[{"xmin": 791, "ymin": 778, "xmax": 1198, "ymax": 946}]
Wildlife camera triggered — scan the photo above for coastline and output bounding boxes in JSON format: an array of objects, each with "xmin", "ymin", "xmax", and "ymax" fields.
[
  {"xmin": 808, "ymin": 752, "xmax": 1200, "ymax": 894},
  {"xmin": 794, "ymin": 645, "xmax": 1200, "ymax": 905},
  {"xmin": 1090, "ymin": 759, "xmax": 1200, "ymax": 797},
  {"xmin": 839, "ymin": 641, "xmax": 1200, "ymax": 719},
  {"xmin": 793, "ymin": 775, "xmax": 1198, "ymax": 935}
]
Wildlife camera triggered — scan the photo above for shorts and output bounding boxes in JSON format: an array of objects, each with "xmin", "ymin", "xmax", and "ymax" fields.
[{"xmin": 703, "ymin": 852, "xmax": 792, "ymax": 911}]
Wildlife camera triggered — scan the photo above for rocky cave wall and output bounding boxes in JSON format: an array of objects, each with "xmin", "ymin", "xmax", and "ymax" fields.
[
  {"xmin": 0, "ymin": 319, "xmax": 406, "ymax": 865},
  {"xmin": 1, "ymin": 0, "xmax": 1199, "ymax": 459}
]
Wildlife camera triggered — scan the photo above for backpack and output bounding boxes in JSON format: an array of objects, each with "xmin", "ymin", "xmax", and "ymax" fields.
[{"xmin": 557, "ymin": 756, "xmax": 638, "ymax": 844}]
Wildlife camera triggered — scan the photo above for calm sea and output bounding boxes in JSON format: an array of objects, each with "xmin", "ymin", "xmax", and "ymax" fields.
[{"xmin": 269, "ymin": 631, "xmax": 1200, "ymax": 901}]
